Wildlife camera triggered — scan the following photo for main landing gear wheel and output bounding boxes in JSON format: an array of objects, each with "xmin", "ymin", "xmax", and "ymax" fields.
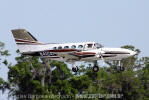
[
  {"xmin": 72, "ymin": 66, "xmax": 79, "ymax": 72},
  {"xmin": 93, "ymin": 66, "xmax": 99, "ymax": 72}
]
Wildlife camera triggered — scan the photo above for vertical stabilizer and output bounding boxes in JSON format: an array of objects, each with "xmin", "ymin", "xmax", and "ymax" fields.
[{"xmin": 11, "ymin": 29, "xmax": 42, "ymax": 53}]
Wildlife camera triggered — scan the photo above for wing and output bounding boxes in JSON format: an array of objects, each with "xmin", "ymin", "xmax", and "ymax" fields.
[
  {"xmin": 69, "ymin": 52, "xmax": 96, "ymax": 58},
  {"xmin": 37, "ymin": 50, "xmax": 96, "ymax": 62}
]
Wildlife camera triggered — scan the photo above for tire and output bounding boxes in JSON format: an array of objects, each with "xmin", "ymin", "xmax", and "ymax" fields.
[
  {"xmin": 93, "ymin": 66, "xmax": 99, "ymax": 72},
  {"xmin": 72, "ymin": 66, "xmax": 79, "ymax": 72}
]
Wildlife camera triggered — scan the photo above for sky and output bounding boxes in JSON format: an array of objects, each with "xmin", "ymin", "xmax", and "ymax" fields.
[{"xmin": 0, "ymin": 0, "xmax": 149, "ymax": 99}]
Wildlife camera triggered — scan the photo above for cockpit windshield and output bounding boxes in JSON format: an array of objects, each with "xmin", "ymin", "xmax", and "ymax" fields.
[{"xmin": 94, "ymin": 43, "xmax": 103, "ymax": 49}]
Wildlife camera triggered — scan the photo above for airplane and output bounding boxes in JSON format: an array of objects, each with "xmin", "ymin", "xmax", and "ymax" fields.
[{"xmin": 11, "ymin": 29, "xmax": 137, "ymax": 72}]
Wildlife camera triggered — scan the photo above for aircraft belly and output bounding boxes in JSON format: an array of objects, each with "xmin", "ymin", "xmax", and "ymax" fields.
[
  {"xmin": 103, "ymin": 54, "xmax": 130, "ymax": 60},
  {"xmin": 80, "ymin": 57, "xmax": 98, "ymax": 62}
]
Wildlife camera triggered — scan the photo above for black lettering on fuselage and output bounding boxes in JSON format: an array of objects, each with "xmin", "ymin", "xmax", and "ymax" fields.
[{"xmin": 39, "ymin": 51, "xmax": 56, "ymax": 56}]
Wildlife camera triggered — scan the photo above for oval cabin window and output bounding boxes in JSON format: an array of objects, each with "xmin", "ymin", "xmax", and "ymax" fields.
[
  {"xmin": 71, "ymin": 45, "xmax": 76, "ymax": 49},
  {"xmin": 78, "ymin": 45, "xmax": 83, "ymax": 48},
  {"xmin": 64, "ymin": 46, "xmax": 69, "ymax": 49},
  {"xmin": 58, "ymin": 46, "xmax": 62, "ymax": 49},
  {"xmin": 53, "ymin": 47, "xmax": 57, "ymax": 50}
]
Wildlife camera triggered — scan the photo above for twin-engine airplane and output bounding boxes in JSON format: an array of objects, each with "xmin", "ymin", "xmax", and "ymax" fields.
[{"xmin": 11, "ymin": 29, "xmax": 137, "ymax": 72}]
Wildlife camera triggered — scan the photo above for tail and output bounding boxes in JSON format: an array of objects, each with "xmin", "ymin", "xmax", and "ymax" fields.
[{"xmin": 11, "ymin": 29, "xmax": 42, "ymax": 53}]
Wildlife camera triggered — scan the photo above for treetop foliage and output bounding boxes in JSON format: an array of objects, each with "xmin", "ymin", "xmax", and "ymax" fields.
[{"xmin": 0, "ymin": 42, "xmax": 149, "ymax": 100}]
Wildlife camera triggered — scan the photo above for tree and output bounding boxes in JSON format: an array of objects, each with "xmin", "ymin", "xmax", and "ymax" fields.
[
  {"xmin": 8, "ymin": 55, "xmax": 46, "ymax": 98},
  {"xmin": 84, "ymin": 45, "xmax": 147, "ymax": 99},
  {"xmin": 0, "ymin": 42, "xmax": 9, "ymax": 93},
  {"xmin": 0, "ymin": 42, "xmax": 9, "ymax": 66},
  {"xmin": 138, "ymin": 57, "xmax": 149, "ymax": 99},
  {"xmin": 8, "ymin": 53, "xmax": 74, "ymax": 99},
  {"xmin": 6, "ymin": 45, "xmax": 149, "ymax": 100}
]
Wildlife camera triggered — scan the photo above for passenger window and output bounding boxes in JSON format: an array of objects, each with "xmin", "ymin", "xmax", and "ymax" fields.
[
  {"xmin": 53, "ymin": 47, "xmax": 57, "ymax": 50},
  {"xmin": 64, "ymin": 46, "xmax": 69, "ymax": 49},
  {"xmin": 78, "ymin": 45, "xmax": 83, "ymax": 48},
  {"xmin": 87, "ymin": 44, "xmax": 93, "ymax": 48},
  {"xmin": 58, "ymin": 46, "xmax": 62, "ymax": 49},
  {"xmin": 71, "ymin": 45, "xmax": 76, "ymax": 49}
]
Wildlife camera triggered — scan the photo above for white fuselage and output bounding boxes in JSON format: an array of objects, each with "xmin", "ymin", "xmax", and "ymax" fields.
[
  {"xmin": 11, "ymin": 29, "xmax": 137, "ymax": 72},
  {"xmin": 78, "ymin": 48, "xmax": 136, "ymax": 62},
  {"xmin": 18, "ymin": 41, "xmax": 136, "ymax": 63}
]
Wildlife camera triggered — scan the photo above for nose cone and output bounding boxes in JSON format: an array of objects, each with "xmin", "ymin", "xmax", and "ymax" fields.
[{"xmin": 130, "ymin": 51, "xmax": 137, "ymax": 56}]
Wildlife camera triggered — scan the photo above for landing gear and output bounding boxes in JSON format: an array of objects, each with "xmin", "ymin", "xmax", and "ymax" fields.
[
  {"xmin": 93, "ymin": 60, "xmax": 99, "ymax": 72},
  {"xmin": 120, "ymin": 66, "xmax": 125, "ymax": 71},
  {"xmin": 117, "ymin": 60, "xmax": 125, "ymax": 71},
  {"xmin": 93, "ymin": 66, "xmax": 99, "ymax": 72},
  {"xmin": 72, "ymin": 66, "xmax": 79, "ymax": 72}
]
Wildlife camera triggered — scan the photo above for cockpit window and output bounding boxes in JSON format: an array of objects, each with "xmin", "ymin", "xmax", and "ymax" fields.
[
  {"xmin": 94, "ymin": 43, "xmax": 103, "ymax": 49},
  {"xmin": 87, "ymin": 44, "xmax": 93, "ymax": 48},
  {"xmin": 78, "ymin": 45, "xmax": 83, "ymax": 48},
  {"xmin": 64, "ymin": 46, "xmax": 69, "ymax": 49},
  {"xmin": 71, "ymin": 45, "xmax": 76, "ymax": 49}
]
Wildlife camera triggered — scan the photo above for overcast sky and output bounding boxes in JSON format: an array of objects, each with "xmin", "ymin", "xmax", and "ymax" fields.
[{"xmin": 0, "ymin": 0, "xmax": 149, "ymax": 99}]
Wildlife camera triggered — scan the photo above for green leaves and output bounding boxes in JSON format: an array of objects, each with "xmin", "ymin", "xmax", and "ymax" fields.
[
  {"xmin": 3, "ymin": 44, "xmax": 149, "ymax": 100},
  {"xmin": 0, "ymin": 42, "xmax": 10, "ymax": 94},
  {"xmin": 0, "ymin": 42, "xmax": 10, "ymax": 56}
]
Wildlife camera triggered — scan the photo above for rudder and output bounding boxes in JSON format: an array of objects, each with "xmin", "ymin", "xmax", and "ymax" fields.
[{"xmin": 11, "ymin": 29, "xmax": 42, "ymax": 53}]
